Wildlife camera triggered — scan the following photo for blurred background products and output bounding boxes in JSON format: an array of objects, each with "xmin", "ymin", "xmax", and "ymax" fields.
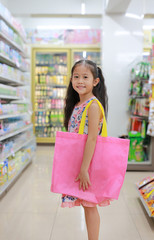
[{"xmin": 32, "ymin": 49, "xmax": 100, "ymax": 143}]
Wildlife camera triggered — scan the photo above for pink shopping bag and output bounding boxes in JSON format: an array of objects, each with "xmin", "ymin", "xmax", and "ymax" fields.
[{"xmin": 51, "ymin": 99, "xmax": 130, "ymax": 203}]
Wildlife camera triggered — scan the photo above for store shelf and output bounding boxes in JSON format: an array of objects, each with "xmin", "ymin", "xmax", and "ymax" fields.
[
  {"xmin": 0, "ymin": 53, "xmax": 16, "ymax": 67},
  {"xmin": 0, "ymin": 124, "xmax": 33, "ymax": 141},
  {"xmin": 0, "ymin": 3, "xmax": 35, "ymax": 196},
  {"xmin": 128, "ymin": 161, "xmax": 151, "ymax": 165},
  {"xmin": 0, "ymin": 31, "xmax": 24, "ymax": 54},
  {"xmin": 129, "ymin": 95, "xmax": 149, "ymax": 99},
  {"xmin": 35, "ymin": 97, "xmax": 64, "ymax": 100},
  {"xmin": 0, "ymin": 137, "xmax": 36, "ymax": 163},
  {"xmin": 0, "ymin": 154, "xmax": 34, "ymax": 198},
  {"xmin": 0, "ymin": 53, "xmax": 28, "ymax": 72},
  {"xmin": 127, "ymin": 137, "xmax": 154, "ymax": 171},
  {"xmin": 37, "ymin": 137, "xmax": 55, "ymax": 143},
  {"xmin": 0, "ymin": 75, "xmax": 25, "ymax": 86},
  {"xmin": 35, "ymin": 108, "xmax": 64, "ymax": 111},
  {"xmin": 130, "ymin": 115, "xmax": 149, "ymax": 120},
  {"xmin": 0, "ymin": 112, "xmax": 31, "ymax": 119},
  {"xmin": 36, "ymin": 63, "xmax": 67, "ymax": 67},
  {"xmin": 36, "ymin": 83, "xmax": 67, "ymax": 88},
  {"xmin": 127, "ymin": 62, "xmax": 154, "ymax": 171},
  {"xmin": 11, "ymin": 100, "xmax": 30, "ymax": 104},
  {"xmin": 0, "ymin": 13, "xmax": 27, "ymax": 44},
  {"xmin": 35, "ymin": 124, "xmax": 51, "ymax": 127},
  {"xmin": 136, "ymin": 187, "xmax": 154, "ymax": 217},
  {"xmin": 131, "ymin": 78, "xmax": 149, "ymax": 83},
  {"xmin": 0, "ymin": 94, "xmax": 20, "ymax": 100}
]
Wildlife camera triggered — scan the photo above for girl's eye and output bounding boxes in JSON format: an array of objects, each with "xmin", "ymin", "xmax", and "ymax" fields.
[
  {"xmin": 74, "ymin": 76, "xmax": 78, "ymax": 78},
  {"xmin": 84, "ymin": 76, "xmax": 88, "ymax": 79}
]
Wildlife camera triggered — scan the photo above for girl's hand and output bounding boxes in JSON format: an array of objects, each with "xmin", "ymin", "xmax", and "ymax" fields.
[{"xmin": 75, "ymin": 169, "xmax": 91, "ymax": 191}]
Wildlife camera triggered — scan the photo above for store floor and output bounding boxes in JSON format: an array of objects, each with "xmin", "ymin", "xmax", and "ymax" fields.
[{"xmin": 0, "ymin": 145, "xmax": 154, "ymax": 240}]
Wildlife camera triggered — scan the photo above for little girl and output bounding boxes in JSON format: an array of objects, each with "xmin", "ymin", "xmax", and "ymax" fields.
[{"xmin": 62, "ymin": 59, "xmax": 109, "ymax": 240}]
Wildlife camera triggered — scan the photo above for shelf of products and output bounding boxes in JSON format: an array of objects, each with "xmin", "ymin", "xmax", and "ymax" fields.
[
  {"xmin": 0, "ymin": 39, "xmax": 29, "ymax": 72},
  {"xmin": 0, "ymin": 149, "xmax": 35, "ymax": 198},
  {"xmin": 0, "ymin": 123, "xmax": 33, "ymax": 141},
  {"xmin": 127, "ymin": 61, "xmax": 154, "ymax": 170},
  {"xmin": 0, "ymin": 112, "xmax": 30, "ymax": 120},
  {"xmin": 32, "ymin": 49, "xmax": 70, "ymax": 143},
  {"xmin": 136, "ymin": 176, "xmax": 154, "ymax": 217},
  {"xmin": 0, "ymin": 63, "xmax": 29, "ymax": 86},
  {"xmin": 0, "ymin": 102, "xmax": 31, "ymax": 118},
  {"xmin": 0, "ymin": 30, "xmax": 24, "ymax": 55},
  {"xmin": 0, "ymin": 129, "xmax": 35, "ymax": 162},
  {"xmin": 0, "ymin": 3, "xmax": 27, "ymax": 43},
  {"xmin": 32, "ymin": 47, "xmax": 100, "ymax": 143},
  {"xmin": 0, "ymin": 83, "xmax": 29, "ymax": 101},
  {"xmin": 147, "ymin": 69, "xmax": 154, "ymax": 137},
  {"xmin": 0, "ymin": 2, "xmax": 35, "ymax": 193}
]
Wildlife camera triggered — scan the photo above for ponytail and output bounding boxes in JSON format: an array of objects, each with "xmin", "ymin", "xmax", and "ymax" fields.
[{"xmin": 93, "ymin": 67, "xmax": 108, "ymax": 119}]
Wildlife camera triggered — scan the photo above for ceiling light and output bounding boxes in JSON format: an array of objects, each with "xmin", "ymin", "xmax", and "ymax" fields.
[
  {"xmin": 83, "ymin": 51, "xmax": 87, "ymax": 58},
  {"xmin": 115, "ymin": 31, "xmax": 130, "ymax": 36},
  {"xmin": 36, "ymin": 25, "xmax": 91, "ymax": 30},
  {"xmin": 132, "ymin": 31, "xmax": 144, "ymax": 36},
  {"xmin": 125, "ymin": 13, "xmax": 143, "ymax": 20},
  {"xmin": 143, "ymin": 25, "xmax": 154, "ymax": 30},
  {"xmin": 81, "ymin": 2, "xmax": 86, "ymax": 15}
]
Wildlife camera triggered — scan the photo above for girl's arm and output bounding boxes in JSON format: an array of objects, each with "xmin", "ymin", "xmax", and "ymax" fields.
[{"xmin": 75, "ymin": 101, "xmax": 102, "ymax": 191}]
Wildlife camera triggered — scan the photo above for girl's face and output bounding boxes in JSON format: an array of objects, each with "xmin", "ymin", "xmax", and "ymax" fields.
[{"xmin": 71, "ymin": 64, "xmax": 99, "ymax": 97}]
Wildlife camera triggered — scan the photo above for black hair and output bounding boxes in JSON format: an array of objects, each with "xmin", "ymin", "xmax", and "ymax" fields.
[{"xmin": 64, "ymin": 59, "xmax": 108, "ymax": 130}]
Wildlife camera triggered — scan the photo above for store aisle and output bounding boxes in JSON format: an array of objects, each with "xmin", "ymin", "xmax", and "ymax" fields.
[{"xmin": 0, "ymin": 145, "xmax": 154, "ymax": 240}]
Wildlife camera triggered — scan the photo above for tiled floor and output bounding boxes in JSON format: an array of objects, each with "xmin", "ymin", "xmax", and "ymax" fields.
[{"xmin": 0, "ymin": 145, "xmax": 154, "ymax": 240}]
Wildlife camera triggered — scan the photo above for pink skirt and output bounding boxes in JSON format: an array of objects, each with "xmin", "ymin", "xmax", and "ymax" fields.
[{"xmin": 61, "ymin": 194, "xmax": 112, "ymax": 208}]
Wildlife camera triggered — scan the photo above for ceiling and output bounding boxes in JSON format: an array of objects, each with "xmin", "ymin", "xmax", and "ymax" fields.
[
  {"xmin": 6, "ymin": 0, "xmax": 103, "ymax": 17},
  {"xmin": 2, "ymin": 0, "xmax": 154, "ymax": 19}
]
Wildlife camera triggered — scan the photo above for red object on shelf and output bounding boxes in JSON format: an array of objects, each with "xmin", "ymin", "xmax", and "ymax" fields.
[{"xmin": 131, "ymin": 118, "xmax": 142, "ymax": 132}]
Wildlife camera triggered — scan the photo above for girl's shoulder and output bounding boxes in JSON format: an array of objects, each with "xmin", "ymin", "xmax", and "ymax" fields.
[
  {"xmin": 82, "ymin": 96, "xmax": 102, "ymax": 114},
  {"xmin": 88, "ymin": 99, "xmax": 101, "ymax": 113},
  {"xmin": 87, "ymin": 96, "xmax": 102, "ymax": 109},
  {"xmin": 88, "ymin": 98, "xmax": 104, "ymax": 120}
]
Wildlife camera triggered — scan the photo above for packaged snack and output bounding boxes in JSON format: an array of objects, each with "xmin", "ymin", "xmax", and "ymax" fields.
[
  {"xmin": 8, "ymin": 159, "xmax": 16, "ymax": 180},
  {"xmin": 0, "ymin": 160, "xmax": 8, "ymax": 186},
  {"xmin": 136, "ymin": 176, "xmax": 154, "ymax": 189},
  {"xmin": 141, "ymin": 182, "xmax": 154, "ymax": 197},
  {"xmin": 128, "ymin": 131, "xmax": 144, "ymax": 162}
]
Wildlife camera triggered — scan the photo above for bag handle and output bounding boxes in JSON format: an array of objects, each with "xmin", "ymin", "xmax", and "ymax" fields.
[{"xmin": 78, "ymin": 99, "xmax": 107, "ymax": 137}]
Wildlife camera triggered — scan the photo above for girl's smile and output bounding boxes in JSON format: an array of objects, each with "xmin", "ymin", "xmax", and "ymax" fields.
[{"xmin": 76, "ymin": 85, "xmax": 86, "ymax": 90}]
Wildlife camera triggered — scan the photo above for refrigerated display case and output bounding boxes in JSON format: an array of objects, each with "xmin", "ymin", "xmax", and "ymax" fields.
[
  {"xmin": 71, "ymin": 48, "xmax": 101, "ymax": 67},
  {"xmin": 32, "ymin": 48, "xmax": 70, "ymax": 143},
  {"xmin": 31, "ymin": 47, "xmax": 101, "ymax": 143}
]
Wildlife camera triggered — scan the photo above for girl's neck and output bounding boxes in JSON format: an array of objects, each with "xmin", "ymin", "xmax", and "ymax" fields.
[{"xmin": 78, "ymin": 94, "xmax": 95, "ymax": 105}]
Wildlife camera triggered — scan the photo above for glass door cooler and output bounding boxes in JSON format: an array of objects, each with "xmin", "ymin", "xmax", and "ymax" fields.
[
  {"xmin": 32, "ymin": 49, "xmax": 70, "ymax": 143},
  {"xmin": 71, "ymin": 48, "xmax": 101, "ymax": 67}
]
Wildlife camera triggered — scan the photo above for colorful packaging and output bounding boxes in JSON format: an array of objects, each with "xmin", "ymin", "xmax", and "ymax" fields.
[
  {"xmin": 0, "ymin": 160, "xmax": 8, "ymax": 186},
  {"xmin": 136, "ymin": 176, "xmax": 154, "ymax": 188},
  {"xmin": 8, "ymin": 159, "xmax": 16, "ymax": 180},
  {"xmin": 128, "ymin": 131, "xmax": 144, "ymax": 162},
  {"xmin": 136, "ymin": 176, "xmax": 154, "ymax": 216}
]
